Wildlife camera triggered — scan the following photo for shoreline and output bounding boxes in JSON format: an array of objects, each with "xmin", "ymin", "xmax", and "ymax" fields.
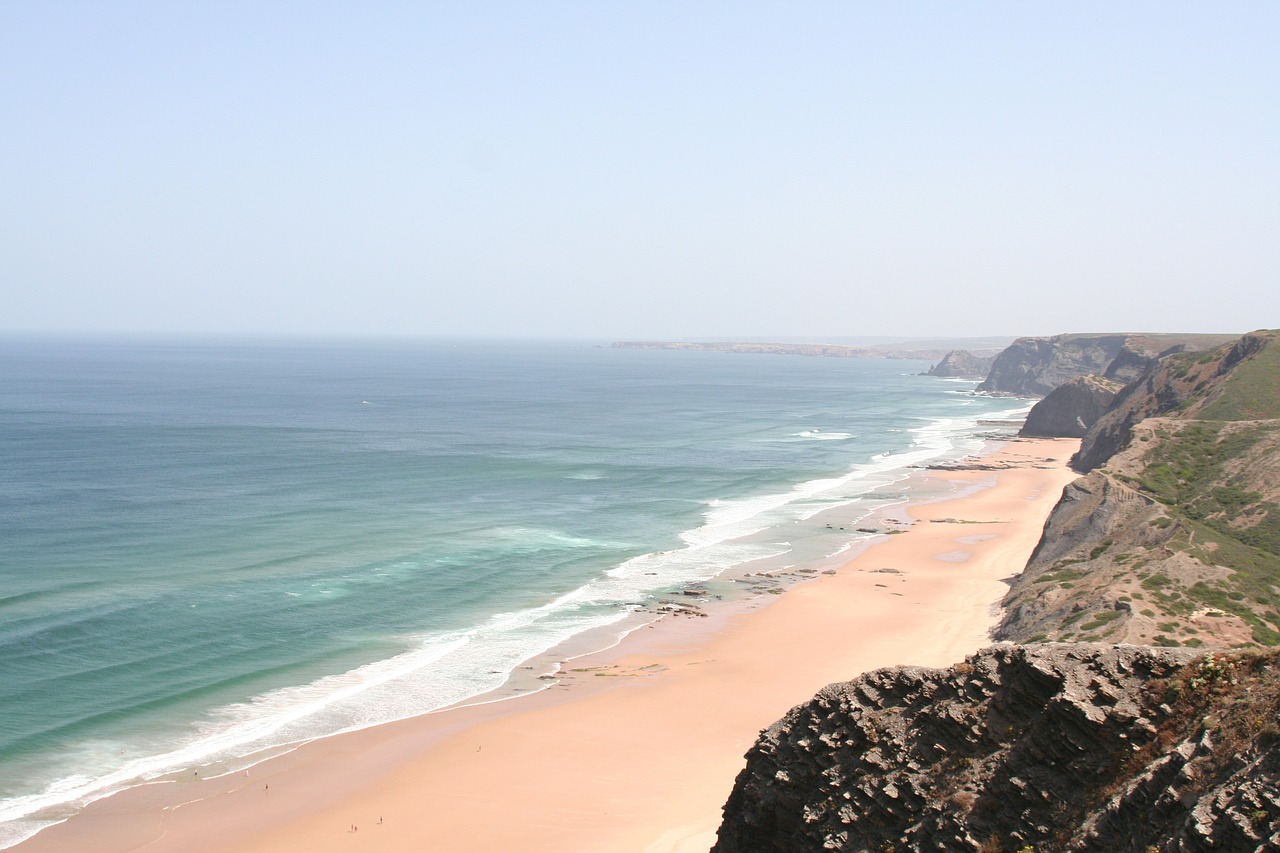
[{"xmin": 12, "ymin": 436, "xmax": 1081, "ymax": 853}]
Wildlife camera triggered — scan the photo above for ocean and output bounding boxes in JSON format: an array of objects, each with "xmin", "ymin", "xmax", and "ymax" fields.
[{"xmin": 0, "ymin": 338, "xmax": 1027, "ymax": 846}]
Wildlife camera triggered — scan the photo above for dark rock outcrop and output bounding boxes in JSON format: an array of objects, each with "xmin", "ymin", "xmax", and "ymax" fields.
[
  {"xmin": 978, "ymin": 334, "xmax": 1130, "ymax": 397},
  {"xmin": 714, "ymin": 644, "xmax": 1280, "ymax": 853},
  {"xmin": 977, "ymin": 334, "xmax": 1235, "ymax": 398},
  {"xmin": 925, "ymin": 350, "xmax": 997, "ymax": 380},
  {"xmin": 1102, "ymin": 342, "xmax": 1174, "ymax": 385},
  {"xmin": 1020, "ymin": 375, "xmax": 1122, "ymax": 438}
]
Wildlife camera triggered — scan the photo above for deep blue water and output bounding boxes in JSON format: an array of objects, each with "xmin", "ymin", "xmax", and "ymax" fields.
[{"xmin": 0, "ymin": 338, "xmax": 1026, "ymax": 845}]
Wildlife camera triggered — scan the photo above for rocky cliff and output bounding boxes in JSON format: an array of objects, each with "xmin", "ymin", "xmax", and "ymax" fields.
[
  {"xmin": 1074, "ymin": 330, "xmax": 1280, "ymax": 472},
  {"xmin": 998, "ymin": 330, "xmax": 1280, "ymax": 648},
  {"xmin": 976, "ymin": 334, "xmax": 1235, "ymax": 397},
  {"xmin": 713, "ymin": 644, "xmax": 1280, "ymax": 853},
  {"xmin": 1019, "ymin": 375, "xmax": 1122, "ymax": 438},
  {"xmin": 925, "ymin": 350, "xmax": 997, "ymax": 380}
]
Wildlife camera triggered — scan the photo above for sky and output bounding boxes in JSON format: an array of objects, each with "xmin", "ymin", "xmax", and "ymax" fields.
[{"xmin": 2, "ymin": 2, "xmax": 1277, "ymax": 340}]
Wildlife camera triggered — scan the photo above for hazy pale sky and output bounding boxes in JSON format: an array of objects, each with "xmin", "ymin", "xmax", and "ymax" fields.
[{"xmin": 3, "ymin": 2, "xmax": 1277, "ymax": 340}]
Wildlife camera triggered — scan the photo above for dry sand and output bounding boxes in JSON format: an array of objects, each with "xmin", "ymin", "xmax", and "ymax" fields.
[{"xmin": 16, "ymin": 437, "xmax": 1080, "ymax": 853}]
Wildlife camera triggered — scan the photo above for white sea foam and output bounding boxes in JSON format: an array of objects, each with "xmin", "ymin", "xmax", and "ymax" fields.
[
  {"xmin": 480, "ymin": 526, "xmax": 617, "ymax": 551},
  {"xmin": 0, "ymin": 609, "xmax": 631, "ymax": 846},
  {"xmin": 617, "ymin": 406, "xmax": 1024, "ymax": 571},
  {"xmin": 785, "ymin": 430, "xmax": 855, "ymax": 441}
]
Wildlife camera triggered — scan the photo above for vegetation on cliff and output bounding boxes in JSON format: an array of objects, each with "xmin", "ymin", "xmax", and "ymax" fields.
[{"xmin": 999, "ymin": 331, "xmax": 1280, "ymax": 649}]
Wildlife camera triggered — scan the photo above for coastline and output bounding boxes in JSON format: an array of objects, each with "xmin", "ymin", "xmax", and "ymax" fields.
[{"xmin": 12, "ymin": 436, "xmax": 1080, "ymax": 853}]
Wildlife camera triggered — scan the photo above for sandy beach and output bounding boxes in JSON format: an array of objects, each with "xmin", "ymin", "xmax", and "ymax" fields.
[{"xmin": 15, "ymin": 436, "xmax": 1080, "ymax": 853}]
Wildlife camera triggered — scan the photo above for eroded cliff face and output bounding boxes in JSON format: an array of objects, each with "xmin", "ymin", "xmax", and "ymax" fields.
[
  {"xmin": 713, "ymin": 644, "xmax": 1280, "ymax": 853},
  {"xmin": 1075, "ymin": 331, "xmax": 1279, "ymax": 472},
  {"xmin": 1019, "ymin": 375, "xmax": 1122, "ymax": 438},
  {"xmin": 925, "ymin": 350, "xmax": 996, "ymax": 380},
  {"xmin": 976, "ymin": 334, "xmax": 1235, "ymax": 398},
  {"xmin": 993, "ymin": 459, "xmax": 1250, "ymax": 648},
  {"xmin": 997, "ymin": 413, "xmax": 1280, "ymax": 649},
  {"xmin": 977, "ymin": 335, "xmax": 1129, "ymax": 397}
]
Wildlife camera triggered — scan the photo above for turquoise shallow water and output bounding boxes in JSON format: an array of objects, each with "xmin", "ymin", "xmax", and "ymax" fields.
[{"xmin": 0, "ymin": 338, "xmax": 1027, "ymax": 845}]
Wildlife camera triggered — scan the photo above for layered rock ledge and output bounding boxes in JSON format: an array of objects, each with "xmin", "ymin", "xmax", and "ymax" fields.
[{"xmin": 713, "ymin": 644, "xmax": 1280, "ymax": 852}]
